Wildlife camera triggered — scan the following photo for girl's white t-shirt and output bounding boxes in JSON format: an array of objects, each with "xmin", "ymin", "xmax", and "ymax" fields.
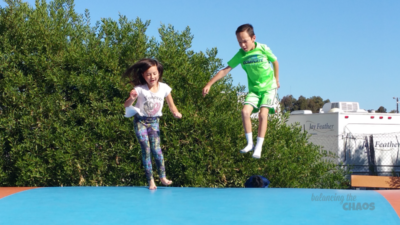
[{"xmin": 133, "ymin": 82, "xmax": 172, "ymax": 117}]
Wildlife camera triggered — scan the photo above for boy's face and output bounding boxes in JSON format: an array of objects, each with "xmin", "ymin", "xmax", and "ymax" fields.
[{"xmin": 236, "ymin": 31, "xmax": 256, "ymax": 52}]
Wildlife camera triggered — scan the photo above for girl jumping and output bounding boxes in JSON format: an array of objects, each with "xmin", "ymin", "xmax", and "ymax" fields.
[{"xmin": 123, "ymin": 58, "xmax": 182, "ymax": 190}]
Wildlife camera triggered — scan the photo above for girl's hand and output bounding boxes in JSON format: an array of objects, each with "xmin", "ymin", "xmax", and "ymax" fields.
[
  {"xmin": 173, "ymin": 111, "xmax": 182, "ymax": 119},
  {"xmin": 130, "ymin": 89, "xmax": 138, "ymax": 99},
  {"xmin": 124, "ymin": 89, "xmax": 138, "ymax": 108}
]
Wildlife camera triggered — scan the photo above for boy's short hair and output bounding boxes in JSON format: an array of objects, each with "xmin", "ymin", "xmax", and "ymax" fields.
[{"xmin": 236, "ymin": 24, "xmax": 255, "ymax": 37}]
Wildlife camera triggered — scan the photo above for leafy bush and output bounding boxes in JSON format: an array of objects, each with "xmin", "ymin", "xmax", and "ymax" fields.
[{"xmin": 0, "ymin": 0, "xmax": 349, "ymax": 188}]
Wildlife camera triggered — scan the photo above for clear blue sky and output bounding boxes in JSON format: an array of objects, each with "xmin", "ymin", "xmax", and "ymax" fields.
[{"xmin": 2, "ymin": 0, "xmax": 399, "ymax": 112}]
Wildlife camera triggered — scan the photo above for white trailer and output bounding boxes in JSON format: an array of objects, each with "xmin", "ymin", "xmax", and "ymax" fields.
[{"xmin": 286, "ymin": 102, "xmax": 400, "ymax": 175}]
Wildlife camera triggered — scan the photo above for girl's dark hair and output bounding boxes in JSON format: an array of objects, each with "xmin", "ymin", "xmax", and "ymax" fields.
[
  {"xmin": 235, "ymin": 24, "xmax": 255, "ymax": 37},
  {"xmin": 122, "ymin": 58, "xmax": 163, "ymax": 86}
]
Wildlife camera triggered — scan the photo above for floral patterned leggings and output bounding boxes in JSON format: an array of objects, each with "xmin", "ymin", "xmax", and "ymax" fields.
[{"xmin": 133, "ymin": 116, "xmax": 166, "ymax": 182}]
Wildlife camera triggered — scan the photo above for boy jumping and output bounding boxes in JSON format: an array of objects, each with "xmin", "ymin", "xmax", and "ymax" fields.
[{"xmin": 202, "ymin": 24, "xmax": 280, "ymax": 159}]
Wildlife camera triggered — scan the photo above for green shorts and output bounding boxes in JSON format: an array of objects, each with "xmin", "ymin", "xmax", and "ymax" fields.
[{"xmin": 244, "ymin": 89, "xmax": 278, "ymax": 114}]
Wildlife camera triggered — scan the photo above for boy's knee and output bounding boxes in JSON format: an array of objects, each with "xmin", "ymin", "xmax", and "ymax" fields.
[
  {"xmin": 258, "ymin": 108, "xmax": 269, "ymax": 119},
  {"xmin": 241, "ymin": 107, "xmax": 252, "ymax": 118}
]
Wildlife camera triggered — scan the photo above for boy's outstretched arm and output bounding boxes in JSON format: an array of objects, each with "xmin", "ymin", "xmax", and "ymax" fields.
[
  {"xmin": 166, "ymin": 94, "xmax": 182, "ymax": 119},
  {"xmin": 272, "ymin": 60, "xmax": 280, "ymax": 88},
  {"xmin": 202, "ymin": 66, "xmax": 232, "ymax": 97}
]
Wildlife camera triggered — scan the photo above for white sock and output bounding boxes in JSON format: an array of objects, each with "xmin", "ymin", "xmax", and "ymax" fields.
[
  {"xmin": 240, "ymin": 133, "xmax": 254, "ymax": 153},
  {"xmin": 252, "ymin": 137, "xmax": 264, "ymax": 158}
]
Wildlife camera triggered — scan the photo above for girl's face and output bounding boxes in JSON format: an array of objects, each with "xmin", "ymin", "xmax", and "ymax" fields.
[{"xmin": 143, "ymin": 65, "xmax": 159, "ymax": 88}]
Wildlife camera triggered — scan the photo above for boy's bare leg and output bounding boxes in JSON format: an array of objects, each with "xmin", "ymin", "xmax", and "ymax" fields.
[
  {"xmin": 240, "ymin": 104, "xmax": 254, "ymax": 153},
  {"xmin": 253, "ymin": 107, "xmax": 269, "ymax": 159},
  {"xmin": 257, "ymin": 107, "xmax": 269, "ymax": 138},
  {"xmin": 242, "ymin": 104, "xmax": 253, "ymax": 133}
]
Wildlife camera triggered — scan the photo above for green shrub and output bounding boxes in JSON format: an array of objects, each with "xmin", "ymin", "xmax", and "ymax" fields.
[{"xmin": 0, "ymin": 0, "xmax": 349, "ymax": 188}]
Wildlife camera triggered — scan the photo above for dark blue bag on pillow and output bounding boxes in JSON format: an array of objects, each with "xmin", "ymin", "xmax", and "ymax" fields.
[{"xmin": 245, "ymin": 175, "xmax": 270, "ymax": 188}]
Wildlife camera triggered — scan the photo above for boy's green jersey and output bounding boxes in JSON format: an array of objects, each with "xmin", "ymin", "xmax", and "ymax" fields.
[{"xmin": 227, "ymin": 42, "xmax": 277, "ymax": 93}]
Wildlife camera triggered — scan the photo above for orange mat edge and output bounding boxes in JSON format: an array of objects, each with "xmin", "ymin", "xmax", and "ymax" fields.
[
  {"xmin": 0, "ymin": 187, "xmax": 39, "ymax": 199},
  {"xmin": 375, "ymin": 190, "xmax": 400, "ymax": 219}
]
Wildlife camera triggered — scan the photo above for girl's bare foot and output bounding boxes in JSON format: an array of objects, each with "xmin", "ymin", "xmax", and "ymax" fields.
[
  {"xmin": 160, "ymin": 177, "xmax": 173, "ymax": 186},
  {"xmin": 149, "ymin": 179, "xmax": 157, "ymax": 190}
]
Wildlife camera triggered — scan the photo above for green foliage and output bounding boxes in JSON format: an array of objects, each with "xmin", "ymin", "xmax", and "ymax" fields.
[
  {"xmin": 376, "ymin": 106, "xmax": 387, "ymax": 113},
  {"xmin": 281, "ymin": 95, "xmax": 330, "ymax": 113},
  {"xmin": 0, "ymin": 0, "xmax": 349, "ymax": 188}
]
